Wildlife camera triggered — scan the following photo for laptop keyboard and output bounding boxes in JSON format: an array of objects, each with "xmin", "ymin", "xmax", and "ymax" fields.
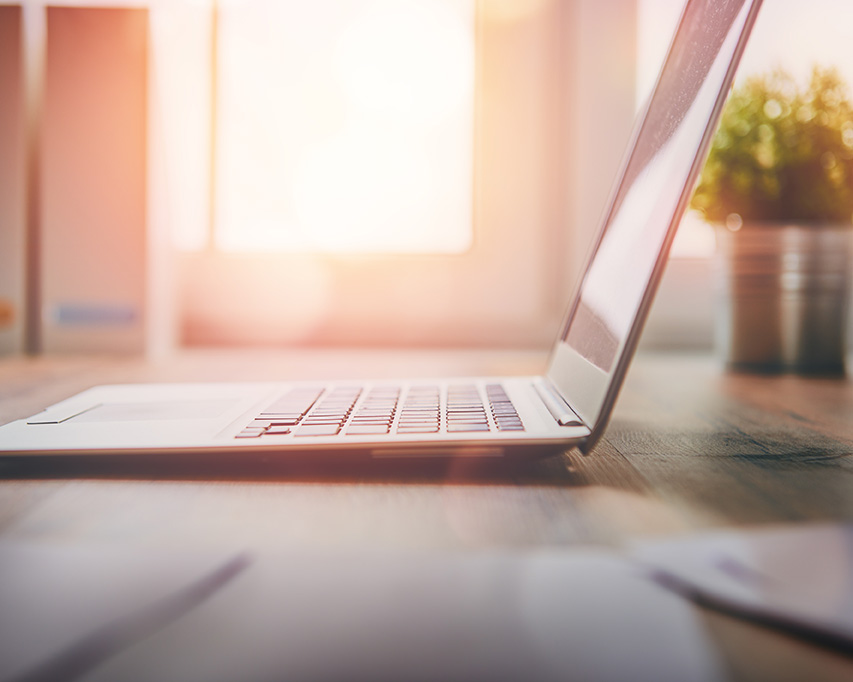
[{"xmin": 235, "ymin": 383, "xmax": 524, "ymax": 439}]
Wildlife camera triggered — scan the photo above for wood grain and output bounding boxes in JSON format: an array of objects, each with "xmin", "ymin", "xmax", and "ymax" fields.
[{"xmin": 606, "ymin": 355, "xmax": 853, "ymax": 529}]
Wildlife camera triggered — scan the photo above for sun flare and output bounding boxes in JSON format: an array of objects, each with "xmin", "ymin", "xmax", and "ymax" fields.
[{"xmin": 214, "ymin": 0, "xmax": 474, "ymax": 254}]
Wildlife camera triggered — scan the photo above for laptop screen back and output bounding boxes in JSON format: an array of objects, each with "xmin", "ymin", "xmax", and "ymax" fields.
[{"xmin": 550, "ymin": 0, "xmax": 761, "ymax": 439}]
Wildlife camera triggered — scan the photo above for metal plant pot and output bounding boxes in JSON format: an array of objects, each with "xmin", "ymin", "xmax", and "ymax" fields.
[{"xmin": 714, "ymin": 223, "xmax": 853, "ymax": 374}]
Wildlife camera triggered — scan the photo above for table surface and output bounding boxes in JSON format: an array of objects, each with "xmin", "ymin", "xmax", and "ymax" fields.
[{"xmin": 2, "ymin": 348, "xmax": 853, "ymax": 681}]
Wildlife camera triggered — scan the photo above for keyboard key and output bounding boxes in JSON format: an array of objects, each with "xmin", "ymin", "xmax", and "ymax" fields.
[
  {"xmin": 486, "ymin": 383, "xmax": 523, "ymax": 432},
  {"xmin": 447, "ymin": 423, "xmax": 491, "ymax": 432},
  {"xmin": 265, "ymin": 426, "xmax": 292, "ymax": 435},
  {"xmin": 237, "ymin": 381, "xmax": 524, "ymax": 440},
  {"xmin": 295, "ymin": 424, "xmax": 343, "ymax": 437},
  {"xmin": 235, "ymin": 386, "xmax": 327, "ymax": 438},
  {"xmin": 346, "ymin": 424, "xmax": 391, "ymax": 435}
]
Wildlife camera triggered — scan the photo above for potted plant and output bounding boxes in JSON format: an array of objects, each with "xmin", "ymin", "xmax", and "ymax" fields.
[{"xmin": 691, "ymin": 67, "xmax": 853, "ymax": 373}]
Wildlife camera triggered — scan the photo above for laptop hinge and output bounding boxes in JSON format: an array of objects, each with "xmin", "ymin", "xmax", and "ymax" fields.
[{"xmin": 534, "ymin": 379, "xmax": 585, "ymax": 427}]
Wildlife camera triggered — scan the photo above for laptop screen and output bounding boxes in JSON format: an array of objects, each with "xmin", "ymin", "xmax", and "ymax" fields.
[{"xmin": 562, "ymin": 0, "xmax": 757, "ymax": 373}]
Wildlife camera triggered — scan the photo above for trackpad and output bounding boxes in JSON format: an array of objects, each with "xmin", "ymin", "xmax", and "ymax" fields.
[{"xmin": 71, "ymin": 400, "xmax": 237, "ymax": 422}]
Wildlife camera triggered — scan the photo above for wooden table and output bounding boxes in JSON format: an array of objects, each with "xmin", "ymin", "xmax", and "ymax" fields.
[{"xmin": 1, "ymin": 349, "xmax": 852, "ymax": 681}]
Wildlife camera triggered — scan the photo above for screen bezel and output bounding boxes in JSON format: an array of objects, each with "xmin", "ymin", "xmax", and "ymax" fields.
[{"xmin": 546, "ymin": 0, "xmax": 763, "ymax": 453}]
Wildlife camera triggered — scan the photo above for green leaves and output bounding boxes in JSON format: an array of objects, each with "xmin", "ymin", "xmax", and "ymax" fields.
[{"xmin": 692, "ymin": 67, "xmax": 853, "ymax": 224}]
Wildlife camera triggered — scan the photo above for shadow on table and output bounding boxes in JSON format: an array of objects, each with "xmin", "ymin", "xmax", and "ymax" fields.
[{"xmin": 0, "ymin": 451, "xmax": 586, "ymax": 486}]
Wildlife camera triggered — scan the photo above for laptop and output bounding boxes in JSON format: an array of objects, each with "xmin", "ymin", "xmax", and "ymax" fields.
[{"xmin": 0, "ymin": 0, "xmax": 763, "ymax": 467}]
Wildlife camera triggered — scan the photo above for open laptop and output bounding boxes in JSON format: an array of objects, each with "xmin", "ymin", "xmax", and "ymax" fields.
[{"xmin": 0, "ymin": 0, "xmax": 763, "ymax": 467}]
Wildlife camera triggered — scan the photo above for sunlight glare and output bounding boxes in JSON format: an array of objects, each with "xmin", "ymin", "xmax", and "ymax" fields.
[
  {"xmin": 214, "ymin": 0, "xmax": 474, "ymax": 254},
  {"xmin": 337, "ymin": 0, "xmax": 473, "ymax": 125}
]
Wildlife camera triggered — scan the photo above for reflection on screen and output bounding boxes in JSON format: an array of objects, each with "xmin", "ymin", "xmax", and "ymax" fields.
[{"xmin": 565, "ymin": 0, "xmax": 752, "ymax": 371}]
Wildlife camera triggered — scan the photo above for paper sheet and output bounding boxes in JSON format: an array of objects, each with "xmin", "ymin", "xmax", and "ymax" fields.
[{"xmin": 0, "ymin": 544, "xmax": 725, "ymax": 682}]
